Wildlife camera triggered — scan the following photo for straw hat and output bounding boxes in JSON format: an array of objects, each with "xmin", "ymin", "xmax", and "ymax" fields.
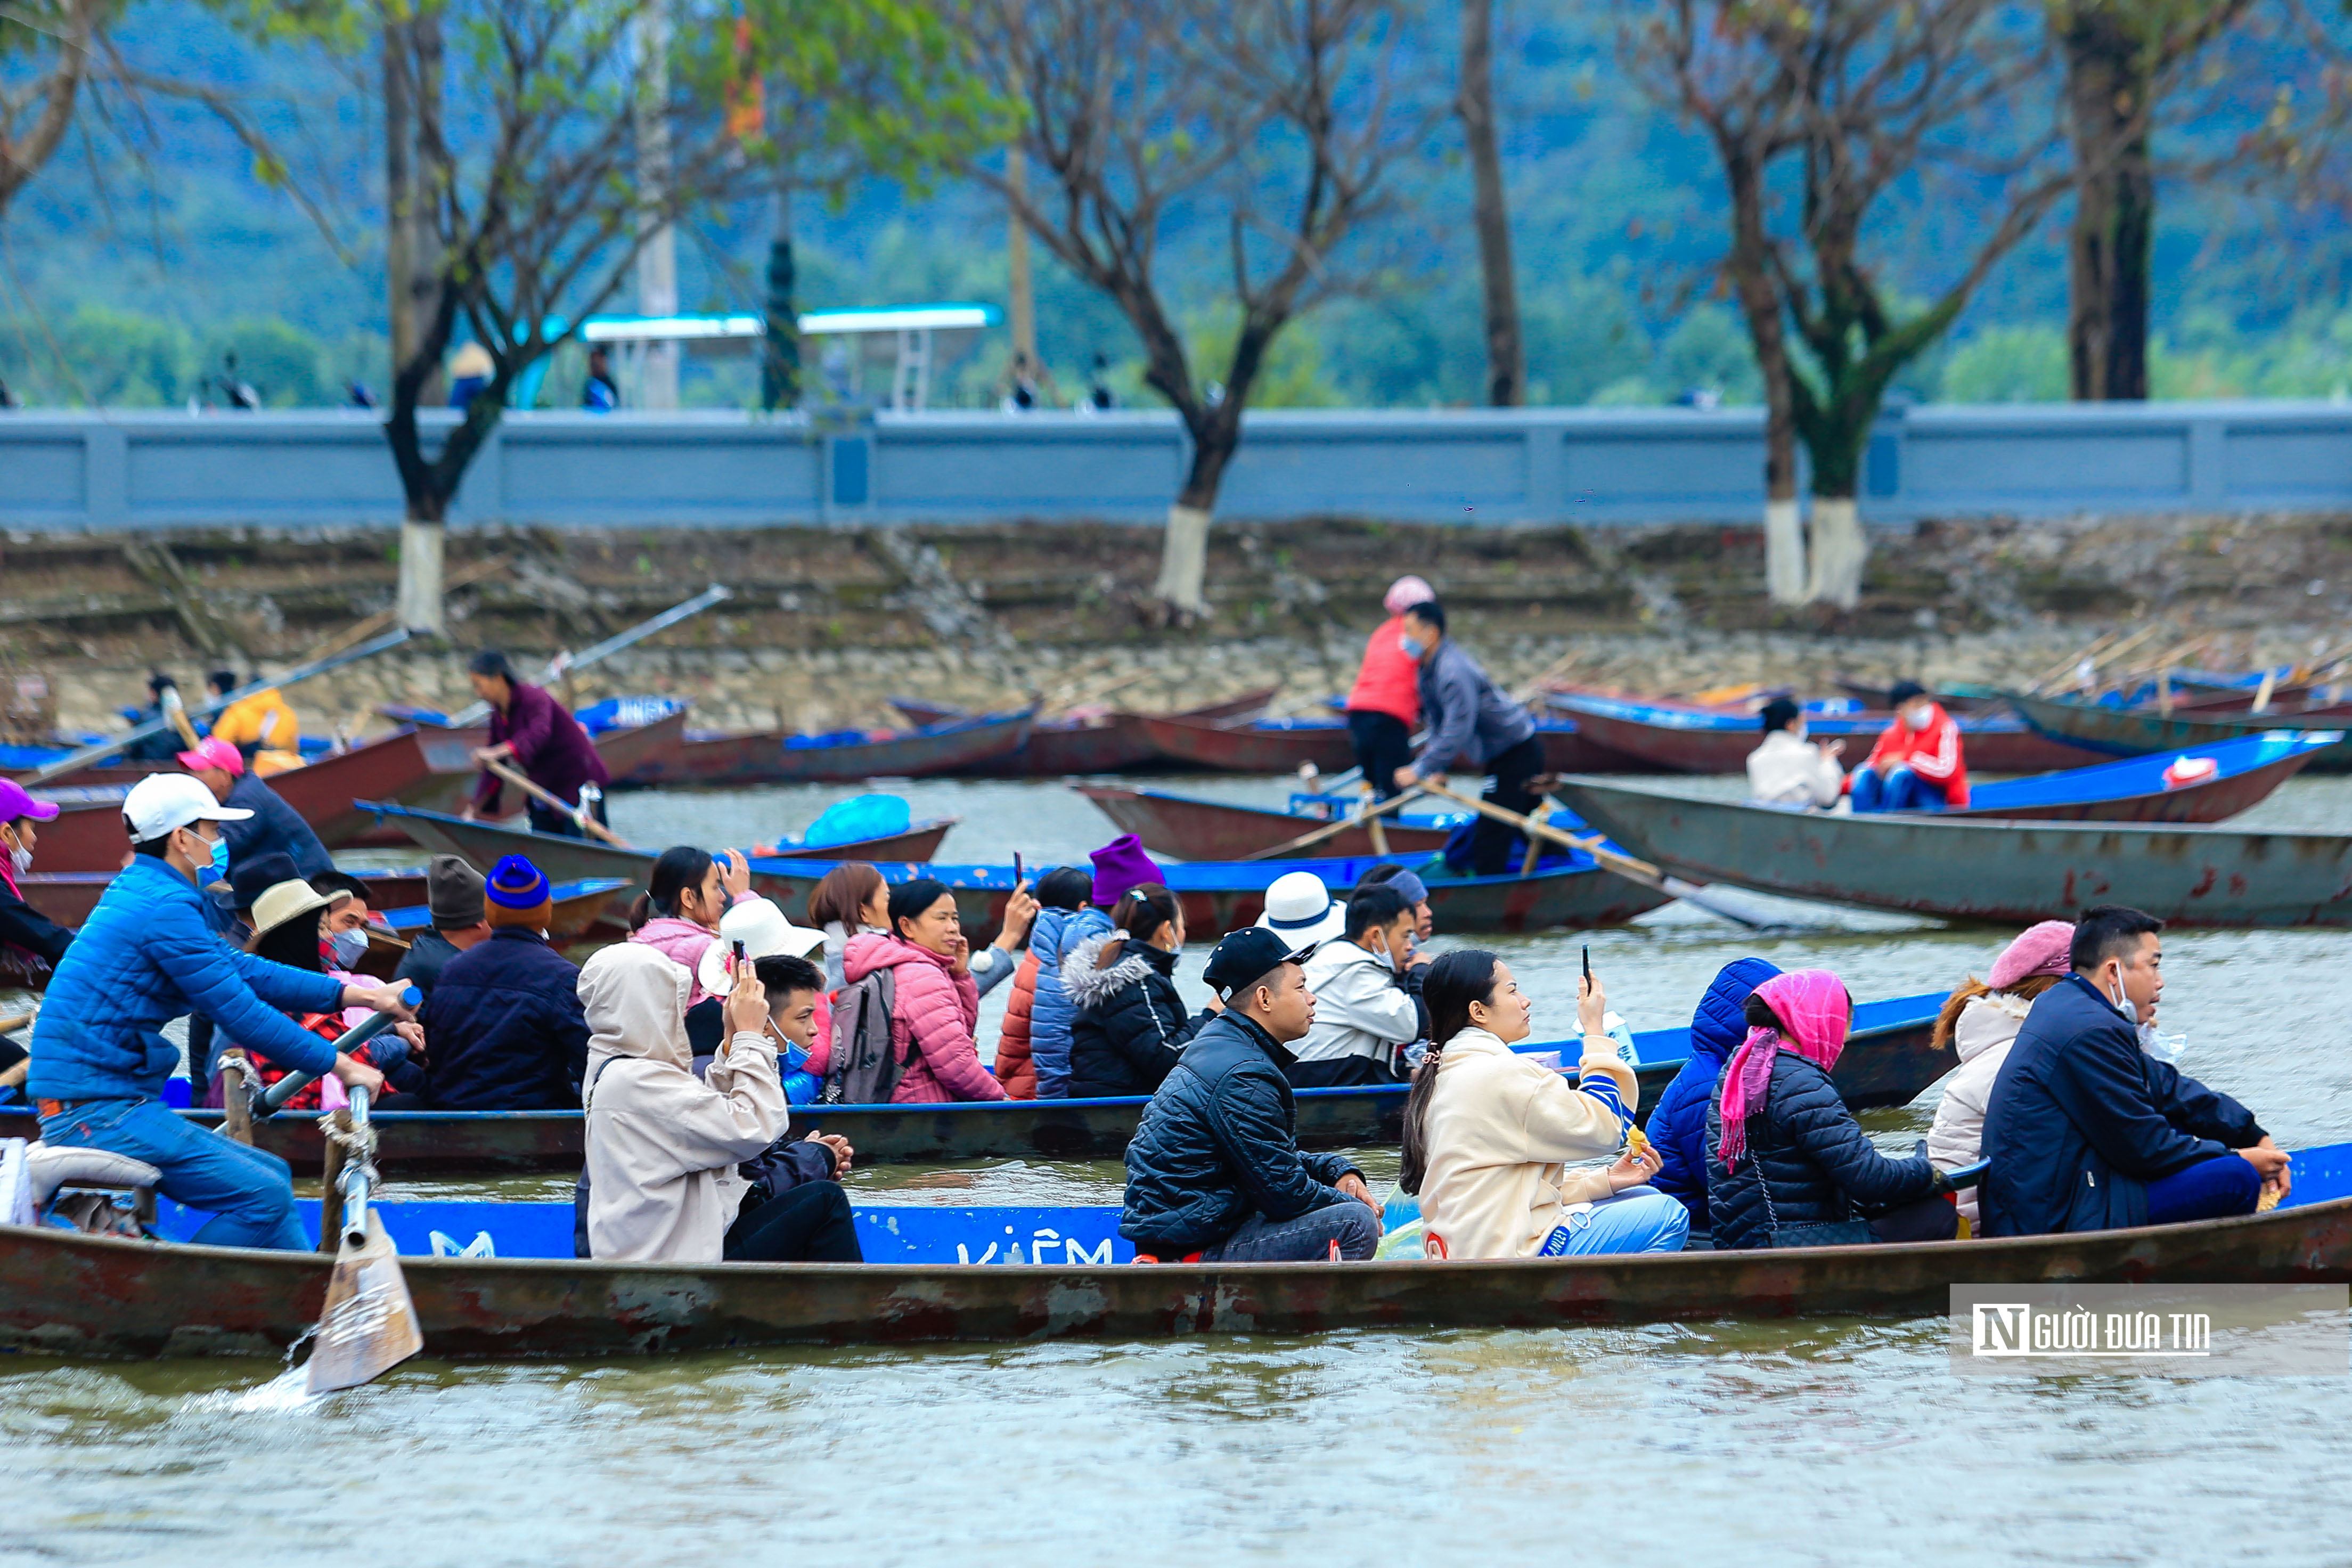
[{"xmin": 248, "ymin": 878, "xmax": 346, "ymax": 941}]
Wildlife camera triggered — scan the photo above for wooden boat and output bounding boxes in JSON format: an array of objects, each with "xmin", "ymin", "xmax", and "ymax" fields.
[
  {"xmin": 1549, "ymin": 692, "xmax": 2106, "ymax": 775},
  {"xmin": 891, "ymin": 688, "xmax": 1278, "ymax": 776},
  {"xmin": 8, "ymin": 1153, "xmax": 2346, "ymax": 1357},
  {"xmin": 1076, "ymin": 783, "xmax": 1463, "ymax": 859},
  {"xmin": 367, "ymin": 801, "xmax": 1667, "ymax": 941},
  {"xmin": 574, "ymin": 698, "xmax": 693, "ymax": 787},
  {"xmin": 1948, "ymin": 731, "xmax": 2335, "ymax": 823},
  {"xmin": 1138, "ymin": 713, "xmax": 1360, "ymax": 774},
  {"xmin": 668, "ymin": 707, "xmax": 1038, "ymax": 787},
  {"xmin": 0, "ymin": 993, "xmax": 1948, "ymax": 1173},
  {"xmin": 1555, "ymin": 776, "xmax": 2352, "ymax": 927},
  {"xmin": 2006, "ymin": 690, "xmax": 2352, "ymax": 774}
]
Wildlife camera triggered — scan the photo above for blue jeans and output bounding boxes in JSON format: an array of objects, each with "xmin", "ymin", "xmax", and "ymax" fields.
[
  {"xmin": 1850, "ymin": 765, "xmax": 1945, "ymax": 814},
  {"xmin": 2146, "ymin": 1153, "xmax": 2261, "ymax": 1226},
  {"xmin": 1538, "ymin": 1186, "xmax": 1692, "ymax": 1256},
  {"xmin": 38, "ymin": 1097, "xmax": 307, "ymax": 1251},
  {"xmin": 1201, "ymin": 1199, "xmax": 1382, "ymax": 1262}
]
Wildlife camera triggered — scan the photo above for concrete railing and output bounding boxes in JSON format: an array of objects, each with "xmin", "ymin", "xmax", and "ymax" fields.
[{"xmin": 4, "ymin": 399, "xmax": 2349, "ymax": 530}]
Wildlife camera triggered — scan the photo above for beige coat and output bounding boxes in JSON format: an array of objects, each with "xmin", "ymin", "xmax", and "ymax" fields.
[
  {"xmin": 1746, "ymin": 729, "xmax": 1845, "ymax": 809},
  {"xmin": 579, "ymin": 943, "xmax": 787, "ymax": 1263},
  {"xmin": 1417, "ymin": 1027, "xmax": 1637, "ymax": 1260},
  {"xmin": 1925, "ymin": 991, "xmax": 2031, "ymax": 1225}
]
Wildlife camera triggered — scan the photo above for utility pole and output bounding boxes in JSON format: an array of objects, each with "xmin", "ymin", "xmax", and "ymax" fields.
[{"xmin": 634, "ymin": 3, "xmax": 679, "ymax": 410}]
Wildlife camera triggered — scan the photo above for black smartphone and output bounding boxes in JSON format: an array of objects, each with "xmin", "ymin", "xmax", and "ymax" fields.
[
  {"xmin": 731, "ymin": 938, "xmax": 748, "ymax": 973},
  {"xmin": 1582, "ymin": 944, "xmax": 1591, "ymax": 985},
  {"xmin": 1013, "ymin": 852, "xmax": 1024, "ymax": 885}
]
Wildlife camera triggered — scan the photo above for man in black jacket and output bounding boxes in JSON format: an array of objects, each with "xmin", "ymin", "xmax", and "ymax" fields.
[
  {"xmin": 1120, "ymin": 927, "xmax": 1383, "ymax": 1261},
  {"xmin": 1980, "ymin": 905, "xmax": 2289, "ymax": 1237},
  {"xmin": 415, "ymin": 856, "xmax": 590, "ymax": 1109},
  {"xmin": 394, "ymin": 856, "xmax": 494, "ymax": 1001}
]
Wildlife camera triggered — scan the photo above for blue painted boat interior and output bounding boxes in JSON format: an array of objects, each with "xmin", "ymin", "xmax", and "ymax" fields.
[
  {"xmin": 379, "ymin": 878, "xmax": 627, "ymax": 933},
  {"xmin": 777, "ymin": 709, "xmax": 1028, "ymax": 753},
  {"xmin": 1965, "ymin": 730, "xmax": 2340, "ymax": 810},
  {"xmin": 1554, "ymin": 692, "xmax": 2036, "ymax": 737},
  {"xmin": 148, "ymin": 1136, "xmax": 2351, "ymax": 1263}
]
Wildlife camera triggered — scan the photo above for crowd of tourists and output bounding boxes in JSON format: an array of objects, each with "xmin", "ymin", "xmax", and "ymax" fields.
[{"xmin": 0, "ymin": 610, "xmax": 2293, "ymax": 1275}]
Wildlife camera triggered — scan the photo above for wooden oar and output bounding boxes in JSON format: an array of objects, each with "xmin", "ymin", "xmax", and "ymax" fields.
[
  {"xmin": 482, "ymin": 758, "xmax": 632, "ymax": 848},
  {"xmin": 1242, "ymin": 788, "xmax": 1428, "ymax": 862},
  {"xmin": 1418, "ymin": 781, "xmax": 1785, "ymax": 930},
  {"xmin": 0, "ymin": 1010, "xmax": 33, "ymax": 1036},
  {"xmin": 304, "ymin": 1081, "xmax": 423, "ymax": 1394}
]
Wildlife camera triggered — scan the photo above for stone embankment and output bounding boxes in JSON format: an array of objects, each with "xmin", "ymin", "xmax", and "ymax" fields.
[{"xmin": 4, "ymin": 512, "xmax": 2348, "ymax": 740}]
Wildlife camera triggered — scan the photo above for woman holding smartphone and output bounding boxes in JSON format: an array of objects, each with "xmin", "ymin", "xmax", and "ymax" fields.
[{"xmin": 1401, "ymin": 949, "xmax": 1689, "ymax": 1259}]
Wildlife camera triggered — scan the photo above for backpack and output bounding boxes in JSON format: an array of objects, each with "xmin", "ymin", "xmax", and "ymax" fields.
[{"xmin": 821, "ymin": 966, "xmax": 906, "ymax": 1105}]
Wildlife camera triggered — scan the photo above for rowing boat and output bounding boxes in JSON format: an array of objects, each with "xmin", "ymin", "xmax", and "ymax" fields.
[
  {"xmin": 667, "ymin": 707, "xmax": 1038, "ymax": 786},
  {"xmin": 573, "ymin": 698, "xmax": 693, "ymax": 787},
  {"xmin": 0, "ymin": 993, "xmax": 1946, "ymax": 1172},
  {"xmin": 1555, "ymin": 776, "xmax": 2352, "ymax": 928},
  {"xmin": 9, "ymin": 1159, "xmax": 2346, "ymax": 1357},
  {"xmin": 1075, "ymin": 783, "xmax": 1463, "ymax": 859},
  {"xmin": 1138, "ymin": 713, "xmax": 1360, "ymax": 773},
  {"xmin": 365, "ymin": 801, "xmax": 1670, "ymax": 941},
  {"xmin": 890, "ymin": 688, "xmax": 1277, "ymax": 776},
  {"xmin": 1548, "ymin": 692, "xmax": 2106, "ymax": 775},
  {"xmin": 1949, "ymin": 731, "xmax": 2335, "ymax": 822},
  {"xmin": 2006, "ymin": 690, "xmax": 2352, "ymax": 774}
]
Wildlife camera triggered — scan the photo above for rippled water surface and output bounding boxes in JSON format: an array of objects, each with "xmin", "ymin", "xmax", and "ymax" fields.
[{"xmin": 7, "ymin": 774, "xmax": 2352, "ymax": 1563}]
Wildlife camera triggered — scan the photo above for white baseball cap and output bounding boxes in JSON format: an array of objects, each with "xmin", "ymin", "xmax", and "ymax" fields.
[
  {"xmin": 1255, "ymin": 869, "xmax": 1346, "ymax": 946},
  {"xmin": 696, "ymin": 895, "xmax": 828, "ymax": 998},
  {"xmin": 123, "ymin": 773, "xmax": 252, "ymax": 842}
]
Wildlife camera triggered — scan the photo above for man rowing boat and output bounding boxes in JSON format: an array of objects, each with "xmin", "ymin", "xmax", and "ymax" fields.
[{"xmin": 27, "ymin": 774, "xmax": 415, "ymax": 1251}]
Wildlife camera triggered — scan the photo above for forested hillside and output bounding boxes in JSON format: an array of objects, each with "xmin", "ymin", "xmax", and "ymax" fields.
[{"xmin": 3, "ymin": 0, "xmax": 2347, "ymax": 411}]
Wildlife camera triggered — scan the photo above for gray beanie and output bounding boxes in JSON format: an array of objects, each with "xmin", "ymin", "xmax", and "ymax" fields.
[{"xmin": 427, "ymin": 854, "xmax": 488, "ymax": 927}]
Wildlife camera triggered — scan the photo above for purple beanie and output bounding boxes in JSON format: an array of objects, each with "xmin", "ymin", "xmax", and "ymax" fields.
[
  {"xmin": 1089, "ymin": 834, "xmax": 1165, "ymax": 908},
  {"xmin": 1988, "ymin": 920, "xmax": 2074, "ymax": 991}
]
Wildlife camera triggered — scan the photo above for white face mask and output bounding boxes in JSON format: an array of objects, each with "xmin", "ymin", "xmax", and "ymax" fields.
[{"xmin": 4, "ymin": 830, "xmax": 28, "ymax": 876}]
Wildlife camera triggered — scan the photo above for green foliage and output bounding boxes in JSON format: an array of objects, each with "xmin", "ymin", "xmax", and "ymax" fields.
[
  {"xmin": 1, "ymin": 305, "xmax": 192, "ymax": 406},
  {"xmin": 1186, "ymin": 307, "xmax": 1345, "ymax": 409},
  {"xmin": 201, "ymin": 316, "xmax": 326, "ymax": 406},
  {"xmin": 1940, "ymin": 324, "xmax": 2071, "ymax": 403}
]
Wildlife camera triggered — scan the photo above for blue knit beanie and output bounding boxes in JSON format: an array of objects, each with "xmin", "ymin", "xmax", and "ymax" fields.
[{"xmin": 485, "ymin": 854, "xmax": 552, "ymax": 927}]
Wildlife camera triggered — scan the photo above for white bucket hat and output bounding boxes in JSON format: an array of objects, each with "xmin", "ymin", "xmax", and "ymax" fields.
[
  {"xmin": 697, "ymin": 895, "xmax": 828, "ymax": 998},
  {"xmin": 1255, "ymin": 870, "xmax": 1346, "ymax": 946}
]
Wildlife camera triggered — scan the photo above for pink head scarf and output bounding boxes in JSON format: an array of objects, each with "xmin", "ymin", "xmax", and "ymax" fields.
[
  {"xmin": 1716, "ymin": 968, "xmax": 1852, "ymax": 1172},
  {"xmin": 1384, "ymin": 575, "xmax": 1435, "ymax": 617}
]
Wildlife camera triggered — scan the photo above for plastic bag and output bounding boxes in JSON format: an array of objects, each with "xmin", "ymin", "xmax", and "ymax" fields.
[{"xmin": 801, "ymin": 794, "xmax": 912, "ymax": 850}]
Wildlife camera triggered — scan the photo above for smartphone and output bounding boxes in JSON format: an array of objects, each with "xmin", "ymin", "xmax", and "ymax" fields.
[
  {"xmin": 731, "ymin": 938, "xmax": 748, "ymax": 975},
  {"xmin": 1582, "ymin": 944, "xmax": 1591, "ymax": 985},
  {"xmin": 1013, "ymin": 852, "xmax": 1024, "ymax": 885}
]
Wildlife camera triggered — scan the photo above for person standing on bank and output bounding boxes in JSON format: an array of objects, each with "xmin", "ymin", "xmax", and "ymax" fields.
[
  {"xmin": 1979, "ymin": 905, "xmax": 2287, "ymax": 1236},
  {"xmin": 1389, "ymin": 600, "xmax": 1542, "ymax": 877},
  {"xmin": 1345, "ymin": 574, "xmax": 1434, "ymax": 801},
  {"xmin": 29, "ymin": 775, "xmax": 412, "ymax": 1251},
  {"xmin": 459, "ymin": 650, "xmax": 612, "ymax": 838},
  {"xmin": 1120, "ymin": 927, "xmax": 1383, "ymax": 1263}
]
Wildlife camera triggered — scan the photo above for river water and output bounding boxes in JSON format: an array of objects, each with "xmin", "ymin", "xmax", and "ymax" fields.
[{"xmin": 6, "ymin": 773, "xmax": 2352, "ymax": 1564}]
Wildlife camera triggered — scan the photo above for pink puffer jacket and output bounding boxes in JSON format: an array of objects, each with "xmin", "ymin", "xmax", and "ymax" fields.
[
  {"xmin": 842, "ymin": 932, "xmax": 1003, "ymax": 1104},
  {"xmin": 629, "ymin": 914, "xmax": 727, "ymax": 1006}
]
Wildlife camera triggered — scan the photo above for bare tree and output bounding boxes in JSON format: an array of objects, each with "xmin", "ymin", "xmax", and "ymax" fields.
[
  {"xmin": 1626, "ymin": 0, "xmax": 2071, "ymax": 609},
  {"xmin": 296, "ymin": 0, "xmax": 1001, "ymax": 631},
  {"xmin": 2056, "ymin": 0, "xmax": 2252, "ymax": 402},
  {"xmin": 1459, "ymin": 0, "xmax": 1522, "ymax": 406},
  {"xmin": 0, "ymin": 0, "xmax": 100, "ymax": 218},
  {"xmin": 969, "ymin": 0, "xmax": 1420, "ymax": 617}
]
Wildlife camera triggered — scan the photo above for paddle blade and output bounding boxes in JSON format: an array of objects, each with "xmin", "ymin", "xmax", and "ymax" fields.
[
  {"xmin": 306, "ymin": 1211, "xmax": 423, "ymax": 1395},
  {"xmin": 1660, "ymin": 875, "xmax": 1806, "ymax": 932}
]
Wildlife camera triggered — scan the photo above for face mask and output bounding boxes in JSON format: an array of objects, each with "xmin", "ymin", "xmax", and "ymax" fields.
[
  {"xmin": 200, "ymin": 832, "xmax": 229, "ymax": 878},
  {"xmin": 329, "ymin": 927, "xmax": 370, "ymax": 968},
  {"xmin": 1399, "ymin": 635, "xmax": 1426, "ymax": 660},
  {"xmin": 2137, "ymin": 1022, "xmax": 2186, "ymax": 1061},
  {"xmin": 5, "ymin": 833, "xmax": 29, "ymax": 876}
]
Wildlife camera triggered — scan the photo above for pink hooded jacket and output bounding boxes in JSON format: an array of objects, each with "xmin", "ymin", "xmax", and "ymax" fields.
[
  {"xmin": 628, "ymin": 908, "xmax": 747, "ymax": 1008},
  {"xmin": 842, "ymin": 931, "xmax": 1004, "ymax": 1104}
]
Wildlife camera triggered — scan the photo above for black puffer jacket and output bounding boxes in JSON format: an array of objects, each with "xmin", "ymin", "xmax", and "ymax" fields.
[
  {"xmin": 1063, "ymin": 932, "xmax": 1213, "ymax": 1099},
  {"xmin": 418, "ymin": 928, "xmax": 590, "ymax": 1110},
  {"xmin": 1704, "ymin": 1051, "xmax": 1941, "ymax": 1250},
  {"xmin": 1120, "ymin": 1010, "xmax": 1362, "ymax": 1254}
]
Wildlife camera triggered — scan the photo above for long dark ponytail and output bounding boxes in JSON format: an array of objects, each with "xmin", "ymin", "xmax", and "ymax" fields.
[
  {"xmin": 629, "ymin": 845, "xmax": 714, "ymax": 931},
  {"xmin": 1399, "ymin": 948, "xmax": 1502, "ymax": 1195}
]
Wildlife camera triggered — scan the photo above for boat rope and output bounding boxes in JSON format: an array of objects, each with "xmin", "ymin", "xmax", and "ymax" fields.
[{"xmin": 316, "ymin": 1107, "xmax": 377, "ymax": 1163}]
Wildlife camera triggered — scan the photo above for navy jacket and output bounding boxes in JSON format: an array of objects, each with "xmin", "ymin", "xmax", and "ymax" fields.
[
  {"xmin": 1979, "ymin": 974, "xmax": 2263, "ymax": 1236},
  {"xmin": 223, "ymin": 770, "xmax": 332, "ymax": 881},
  {"xmin": 27, "ymin": 853, "xmax": 344, "ymax": 1101},
  {"xmin": 418, "ymin": 928, "xmax": 590, "ymax": 1110},
  {"xmin": 1651, "ymin": 957, "xmax": 1780, "ymax": 1227},
  {"xmin": 1705, "ymin": 1052, "xmax": 1942, "ymax": 1250},
  {"xmin": 0, "ymin": 873, "xmax": 75, "ymax": 966},
  {"xmin": 392, "ymin": 928, "xmax": 466, "ymax": 1001},
  {"xmin": 1120, "ymin": 1010, "xmax": 1362, "ymax": 1253}
]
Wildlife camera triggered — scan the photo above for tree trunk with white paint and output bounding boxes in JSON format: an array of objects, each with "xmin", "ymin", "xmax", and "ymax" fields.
[
  {"xmin": 1803, "ymin": 497, "xmax": 1866, "ymax": 610},
  {"xmin": 1765, "ymin": 498, "xmax": 1806, "ymax": 605},
  {"xmin": 397, "ymin": 520, "xmax": 446, "ymax": 634},
  {"xmin": 1154, "ymin": 504, "xmax": 1214, "ymax": 615}
]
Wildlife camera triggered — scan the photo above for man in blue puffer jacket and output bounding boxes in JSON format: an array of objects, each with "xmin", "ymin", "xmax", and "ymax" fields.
[
  {"xmin": 1648, "ymin": 957, "xmax": 1779, "ymax": 1229},
  {"xmin": 30, "ymin": 776, "xmax": 415, "ymax": 1250}
]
